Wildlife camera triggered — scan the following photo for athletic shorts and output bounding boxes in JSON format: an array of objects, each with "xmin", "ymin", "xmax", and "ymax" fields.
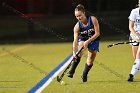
[
  {"xmin": 78, "ymin": 40, "xmax": 99, "ymax": 52},
  {"xmin": 129, "ymin": 35, "xmax": 139, "ymax": 46}
]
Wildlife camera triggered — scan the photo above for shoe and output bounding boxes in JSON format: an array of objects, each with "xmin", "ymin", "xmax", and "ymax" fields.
[
  {"xmin": 67, "ymin": 72, "xmax": 74, "ymax": 78},
  {"xmin": 128, "ymin": 74, "xmax": 134, "ymax": 82},
  {"xmin": 81, "ymin": 75, "xmax": 87, "ymax": 82}
]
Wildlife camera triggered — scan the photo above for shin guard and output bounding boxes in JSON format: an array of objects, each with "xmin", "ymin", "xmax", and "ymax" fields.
[{"xmin": 68, "ymin": 56, "xmax": 81, "ymax": 74}]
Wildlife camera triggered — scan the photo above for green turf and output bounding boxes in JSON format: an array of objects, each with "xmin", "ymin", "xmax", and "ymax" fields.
[{"xmin": 0, "ymin": 42, "xmax": 140, "ymax": 93}]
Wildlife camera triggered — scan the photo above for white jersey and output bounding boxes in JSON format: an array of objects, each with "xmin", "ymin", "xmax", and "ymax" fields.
[
  {"xmin": 129, "ymin": 8, "xmax": 140, "ymax": 32},
  {"xmin": 129, "ymin": 8, "xmax": 140, "ymax": 45}
]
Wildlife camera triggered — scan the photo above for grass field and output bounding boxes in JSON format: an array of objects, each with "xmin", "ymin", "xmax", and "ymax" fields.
[{"xmin": 0, "ymin": 41, "xmax": 140, "ymax": 93}]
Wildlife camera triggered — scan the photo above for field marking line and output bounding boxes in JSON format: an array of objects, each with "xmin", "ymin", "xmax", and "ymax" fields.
[
  {"xmin": 0, "ymin": 44, "xmax": 32, "ymax": 57},
  {"xmin": 28, "ymin": 54, "xmax": 73, "ymax": 93}
]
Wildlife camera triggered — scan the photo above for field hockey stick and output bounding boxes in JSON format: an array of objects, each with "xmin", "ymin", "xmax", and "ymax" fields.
[
  {"xmin": 107, "ymin": 41, "xmax": 138, "ymax": 48},
  {"xmin": 57, "ymin": 46, "xmax": 84, "ymax": 82}
]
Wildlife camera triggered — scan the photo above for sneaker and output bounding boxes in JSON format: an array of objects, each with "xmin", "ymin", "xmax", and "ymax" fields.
[
  {"xmin": 81, "ymin": 75, "xmax": 87, "ymax": 82},
  {"xmin": 67, "ymin": 72, "xmax": 74, "ymax": 78},
  {"xmin": 128, "ymin": 74, "xmax": 134, "ymax": 82}
]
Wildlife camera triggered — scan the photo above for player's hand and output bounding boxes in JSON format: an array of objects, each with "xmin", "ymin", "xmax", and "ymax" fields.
[
  {"xmin": 136, "ymin": 36, "xmax": 140, "ymax": 42},
  {"xmin": 73, "ymin": 53, "xmax": 76, "ymax": 58},
  {"xmin": 84, "ymin": 40, "xmax": 90, "ymax": 50},
  {"xmin": 73, "ymin": 53, "xmax": 77, "ymax": 62}
]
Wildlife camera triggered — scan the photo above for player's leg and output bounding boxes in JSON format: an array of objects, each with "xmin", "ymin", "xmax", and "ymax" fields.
[
  {"xmin": 82, "ymin": 49, "xmax": 96, "ymax": 82},
  {"xmin": 129, "ymin": 35, "xmax": 139, "ymax": 59},
  {"xmin": 82, "ymin": 41, "xmax": 99, "ymax": 82},
  {"xmin": 128, "ymin": 45, "xmax": 140, "ymax": 82},
  {"xmin": 131, "ymin": 45, "xmax": 138, "ymax": 59},
  {"xmin": 67, "ymin": 41, "xmax": 84, "ymax": 78}
]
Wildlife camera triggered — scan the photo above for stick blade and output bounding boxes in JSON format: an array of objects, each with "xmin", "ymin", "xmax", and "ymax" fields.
[
  {"xmin": 57, "ymin": 76, "xmax": 61, "ymax": 82},
  {"xmin": 107, "ymin": 45, "xmax": 113, "ymax": 48}
]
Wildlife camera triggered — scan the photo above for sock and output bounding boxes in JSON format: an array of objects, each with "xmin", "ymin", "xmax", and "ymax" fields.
[
  {"xmin": 130, "ymin": 59, "xmax": 140, "ymax": 76},
  {"xmin": 82, "ymin": 63, "xmax": 93, "ymax": 77},
  {"xmin": 69, "ymin": 56, "xmax": 81, "ymax": 74}
]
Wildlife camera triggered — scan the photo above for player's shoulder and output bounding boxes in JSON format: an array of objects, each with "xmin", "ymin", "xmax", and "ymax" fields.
[
  {"xmin": 73, "ymin": 22, "xmax": 79, "ymax": 30},
  {"xmin": 74, "ymin": 22, "xmax": 79, "ymax": 27},
  {"xmin": 131, "ymin": 8, "xmax": 139, "ymax": 13},
  {"xmin": 90, "ymin": 16, "xmax": 98, "ymax": 22},
  {"xmin": 90, "ymin": 16, "xmax": 97, "ymax": 20}
]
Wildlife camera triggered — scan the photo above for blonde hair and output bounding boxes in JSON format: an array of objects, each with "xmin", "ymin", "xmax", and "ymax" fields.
[{"xmin": 75, "ymin": 4, "xmax": 85, "ymax": 13}]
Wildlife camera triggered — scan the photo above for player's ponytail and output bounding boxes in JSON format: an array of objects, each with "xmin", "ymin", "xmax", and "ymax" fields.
[{"xmin": 75, "ymin": 4, "xmax": 85, "ymax": 13}]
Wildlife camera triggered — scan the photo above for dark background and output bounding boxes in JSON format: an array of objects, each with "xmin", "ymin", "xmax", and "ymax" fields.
[{"xmin": 0, "ymin": 0, "xmax": 138, "ymax": 43}]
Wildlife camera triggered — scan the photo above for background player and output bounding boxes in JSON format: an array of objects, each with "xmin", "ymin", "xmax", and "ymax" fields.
[{"xmin": 128, "ymin": 0, "xmax": 140, "ymax": 82}]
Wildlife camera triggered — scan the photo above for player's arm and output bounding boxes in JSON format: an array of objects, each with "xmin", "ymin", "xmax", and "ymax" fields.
[
  {"xmin": 85, "ymin": 16, "xmax": 100, "ymax": 45},
  {"xmin": 73, "ymin": 23, "xmax": 79, "ymax": 57},
  {"xmin": 129, "ymin": 20, "xmax": 140, "ymax": 40}
]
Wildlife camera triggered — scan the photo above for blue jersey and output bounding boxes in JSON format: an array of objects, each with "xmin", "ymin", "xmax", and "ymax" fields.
[
  {"xmin": 78, "ymin": 16, "xmax": 100, "ymax": 52},
  {"xmin": 78, "ymin": 16, "xmax": 100, "ymax": 41}
]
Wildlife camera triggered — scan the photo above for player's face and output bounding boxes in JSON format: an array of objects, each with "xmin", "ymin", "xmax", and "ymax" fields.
[{"xmin": 75, "ymin": 11, "xmax": 86, "ymax": 22}]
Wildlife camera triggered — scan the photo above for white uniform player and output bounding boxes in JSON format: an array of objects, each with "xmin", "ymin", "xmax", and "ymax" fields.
[
  {"xmin": 128, "ymin": 0, "xmax": 140, "ymax": 82},
  {"xmin": 129, "ymin": 8, "xmax": 140, "ymax": 45}
]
